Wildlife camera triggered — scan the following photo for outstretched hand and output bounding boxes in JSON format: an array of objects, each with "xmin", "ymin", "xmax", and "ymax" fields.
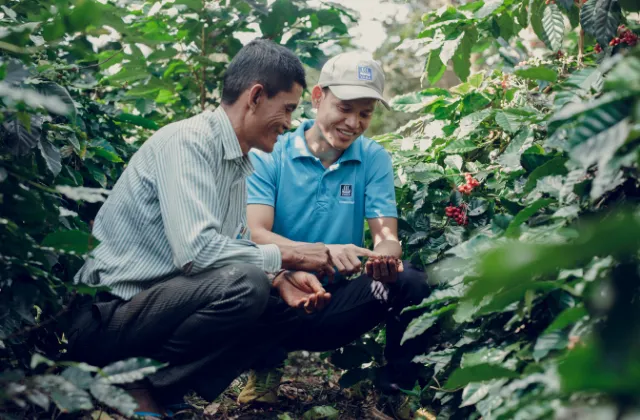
[
  {"xmin": 274, "ymin": 271, "xmax": 331, "ymax": 313},
  {"xmin": 365, "ymin": 255, "xmax": 404, "ymax": 284},
  {"xmin": 281, "ymin": 243, "xmax": 335, "ymax": 283},
  {"xmin": 326, "ymin": 244, "xmax": 380, "ymax": 277}
]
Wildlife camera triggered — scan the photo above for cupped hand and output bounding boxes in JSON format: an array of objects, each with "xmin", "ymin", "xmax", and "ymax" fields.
[
  {"xmin": 365, "ymin": 255, "xmax": 404, "ymax": 284},
  {"xmin": 274, "ymin": 271, "xmax": 331, "ymax": 313}
]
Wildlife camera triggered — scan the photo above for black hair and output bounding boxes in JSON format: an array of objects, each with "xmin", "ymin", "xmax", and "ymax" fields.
[{"xmin": 221, "ymin": 39, "xmax": 306, "ymax": 105}]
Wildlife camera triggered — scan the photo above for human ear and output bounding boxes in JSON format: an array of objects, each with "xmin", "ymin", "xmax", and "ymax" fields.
[
  {"xmin": 311, "ymin": 85, "xmax": 324, "ymax": 109},
  {"xmin": 247, "ymin": 84, "xmax": 264, "ymax": 111}
]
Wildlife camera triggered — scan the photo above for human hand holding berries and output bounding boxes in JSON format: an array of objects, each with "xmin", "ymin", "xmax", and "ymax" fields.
[{"xmin": 365, "ymin": 255, "xmax": 403, "ymax": 284}]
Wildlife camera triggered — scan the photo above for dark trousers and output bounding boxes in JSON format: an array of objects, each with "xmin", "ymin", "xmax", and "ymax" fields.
[
  {"xmin": 252, "ymin": 261, "xmax": 431, "ymax": 387},
  {"xmin": 65, "ymin": 262, "xmax": 430, "ymax": 401}
]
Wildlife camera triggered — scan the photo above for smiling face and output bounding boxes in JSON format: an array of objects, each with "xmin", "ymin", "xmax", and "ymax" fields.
[
  {"xmin": 312, "ymin": 86, "xmax": 376, "ymax": 151},
  {"xmin": 246, "ymin": 82, "xmax": 303, "ymax": 153}
]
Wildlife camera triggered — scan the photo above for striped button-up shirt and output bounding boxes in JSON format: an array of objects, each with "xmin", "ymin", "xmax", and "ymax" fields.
[{"xmin": 74, "ymin": 107, "xmax": 282, "ymax": 300}]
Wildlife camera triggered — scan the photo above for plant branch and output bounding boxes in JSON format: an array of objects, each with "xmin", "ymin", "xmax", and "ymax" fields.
[
  {"xmin": 200, "ymin": 4, "xmax": 206, "ymax": 112},
  {"xmin": 4, "ymin": 295, "xmax": 76, "ymax": 341}
]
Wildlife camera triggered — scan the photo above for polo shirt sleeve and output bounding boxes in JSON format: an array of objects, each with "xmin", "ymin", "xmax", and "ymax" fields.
[
  {"xmin": 365, "ymin": 147, "xmax": 398, "ymax": 219},
  {"xmin": 247, "ymin": 148, "xmax": 278, "ymax": 207}
]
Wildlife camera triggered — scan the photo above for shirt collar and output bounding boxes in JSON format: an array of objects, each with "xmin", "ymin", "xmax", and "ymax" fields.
[
  {"xmin": 212, "ymin": 107, "xmax": 254, "ymax": 176},
  {"xmin": 289, "ymin": 119, "xmax": 362, "ymax": 163}
]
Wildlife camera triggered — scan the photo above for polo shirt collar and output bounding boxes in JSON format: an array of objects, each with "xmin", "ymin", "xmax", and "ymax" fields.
[
  {"xmin": 289, "ymin": 119, "xmax": 362, "ymax": 163},
  {"xmin": 213, "ymin": 107, "xmax": 254, "ymax": 176}
]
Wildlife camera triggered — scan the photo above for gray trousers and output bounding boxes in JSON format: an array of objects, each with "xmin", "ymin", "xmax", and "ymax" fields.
[
  {"xmin": 67, "ymin": 264, "xmax": 301, "ymax": 401},
  {"xmin": 66, "ymin": 261, "xmax": 430, "ymax": 402}
]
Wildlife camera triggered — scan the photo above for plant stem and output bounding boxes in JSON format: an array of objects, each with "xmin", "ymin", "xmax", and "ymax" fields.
[
  {"xmin": 577, "ymin": 1, "xmax": 585, "ymax": 66},
  {"xmin": 578, "ymin": 29, "xmax": 585, "ymax": 66},
  {"xmin": 200, "ymin": 1, "xmax": 206, "ymax": 112}
]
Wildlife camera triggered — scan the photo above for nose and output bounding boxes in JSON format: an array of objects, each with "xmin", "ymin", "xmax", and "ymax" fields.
[
  {"xmin": 344, "ymin": 114, "xmax": 358, "ymax": 130},
  {"xmin": 283, "ymin": 115, "xmax": 292, "ymax": 132}
]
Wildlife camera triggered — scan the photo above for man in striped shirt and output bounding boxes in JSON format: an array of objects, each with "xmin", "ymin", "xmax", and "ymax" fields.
[{"xmin": 66, "ymin": 40, "xmax": 335, "ymax": 416}]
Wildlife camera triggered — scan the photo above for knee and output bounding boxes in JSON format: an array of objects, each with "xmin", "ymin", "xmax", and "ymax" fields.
[
  {"xmin": 394, "ymin": 261, "xmax": 431, "ymax": 305},
  {"xmin": 212, "ymin": 263, "xmax": 271, "ymax": 321}
]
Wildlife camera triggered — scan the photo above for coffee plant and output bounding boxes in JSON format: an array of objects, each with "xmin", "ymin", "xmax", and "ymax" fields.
[
  {"xmin": 0, "ymin": 0, "xmax": 352, "ymax": 417},
  {"xmin": 2, "ymin": 0, "xmax": 640, "ymax": 418},
  {"xmin": 371, "ymin": 0, "xmax": 640, "ymax": 418}
]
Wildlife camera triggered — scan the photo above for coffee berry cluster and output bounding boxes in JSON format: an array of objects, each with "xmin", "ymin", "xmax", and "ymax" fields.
[
  {"xmin": 458, "ymin": 173, "xmax": 480, "ymax": 195},
  {"xmin": 599, "ymin": 25, "xmax": 638, "ymax": 50},
  {"xmin": 445, "ymin": 204, "xmax": 468, "ymax": 226}
]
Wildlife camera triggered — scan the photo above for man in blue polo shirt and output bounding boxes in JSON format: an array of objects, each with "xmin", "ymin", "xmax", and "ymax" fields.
[{"xmin": 239, "ymin": 52, "xmax": 431, "ymax": 414}]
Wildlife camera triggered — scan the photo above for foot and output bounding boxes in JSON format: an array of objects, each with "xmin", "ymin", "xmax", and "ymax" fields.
[{"xmin": 237, "ymin": 367, "xmax": 284, "ymax": 405}]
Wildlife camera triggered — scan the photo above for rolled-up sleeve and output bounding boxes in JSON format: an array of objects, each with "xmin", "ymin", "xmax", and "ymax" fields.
[{"xmin": 154, "ymin": 129, "xmax": 281, "ymax": 275}]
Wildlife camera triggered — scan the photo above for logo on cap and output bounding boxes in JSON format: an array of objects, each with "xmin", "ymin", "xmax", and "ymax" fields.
[{"xmin": 357, "ymin": 65, "xmax": 373, "ymax": 81}]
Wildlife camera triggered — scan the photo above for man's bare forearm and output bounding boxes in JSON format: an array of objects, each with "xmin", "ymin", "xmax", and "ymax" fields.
[
  {"xmin": 373, "ymin": 240, "xmax": 402, "ymax": 259},
  {"xmin": 251, "ymin": 227, "xmax": 309, "ymax": 247}
]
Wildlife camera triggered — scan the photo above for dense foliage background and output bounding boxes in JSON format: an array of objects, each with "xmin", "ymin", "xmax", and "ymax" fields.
[{"xmin": 1, "ymin": 0, "xmax": 640, "ymax": 418}]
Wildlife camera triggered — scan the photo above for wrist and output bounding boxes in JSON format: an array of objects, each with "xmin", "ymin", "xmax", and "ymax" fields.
[
  {"xmin": 271, "ymin": 269, "xmax": 288, "ymax": 288},
  {"xmin": 280, "ymin": 247, "xmax": 304, "ymax": 269}
]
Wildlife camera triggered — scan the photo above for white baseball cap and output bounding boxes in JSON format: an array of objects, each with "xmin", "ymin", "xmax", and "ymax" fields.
[{"xmin": 318, "ymin": 52, "xmax": 390, "ymax": 109}]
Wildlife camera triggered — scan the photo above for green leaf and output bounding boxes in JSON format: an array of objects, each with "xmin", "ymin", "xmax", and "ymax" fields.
[
  {"xmin": 461, "ymin": 382, "xmax": 491, "ymax": 407},
  {"xmin": 495, "ymin": 111, "xmax": 522, "ymax": 134},
  {"xmin": 302, "ymin": 406, "xmax": 339, "ymax": 420},
  {"xmin": 570, "ymin": 117, "xmax": 630, "ymax": 171},
  {"xmin": 497, "ymin": 127, "xmax": 534, "ymax": 171},
  {"xmin": 445, "ymin": 225, "xmax": 466, "ymax": 246},
  {"xmin": 556, "ymin": 0, "xmax": 575, "ymax": 9},
  {"xmin": 524, "ymin": 157, "xmax": 568, "ymax": 193},
  {"xmin": 604, "ymin": 56, "xmax": 640, "ymax": 93},
  {"xmin": 560, "ymin": 342, "xmax": 640, "ymax": 393},
  {"xmin": 91, "ymin": 147, "xmax": 123, "ymax": 163},
  {"xmin": 445, "ymin": 364, "xmax": 519, "ymax": 389},
  {"xmin": 42, "ymin": 230, "xmax": 94, "ymax": 254},
  {"xmin": 100, "ymin": 358, "xmax": 167, "ymax": 384},
  {"xmin": 37, "ymin": 140, "xmax": 61, "ymax": 176},
  {"xmin": 440, "ymin": 32, "xmax": 465, "ymax": 64},
  {"xmin": 90, "ymin": 379, "xmax": 137, "ymax": 417},
  {"xmin": 541, "ymin": 4, "xmax": 565, "ymax": 51},
  {"xmin": 452, "ymin": 29, "xmax": 477, "ymax": 81},
  {"xmin": 401, "ymin": 304, "xmax": 456, "ymax": 345},
  {"xmin": 35, "ymin": 82, "xmax": 76, "ymax": 121},
  {"xmin": 533, "ymin": 330, "xmax": 568, "ymax": 361},
  {"xmin": 61, "ymin": 366, "xmax": 94, "ymax": 390},
  {"xmin": 444, "ymin": 155, "xmax": 463, "ymax": 171},
  {"xmin": 34, "ymin": 375, "xmax": 93, "ymax": 413},
  {"xmin": 468, "ymin": 198, "xmax": 488, "ymax": 216},
  {"xmin": 412, "ymin": 163, "xmax": 445, "ymax": 184},
  {"xmin": 515, "ymin": 66, "xmax": 558, "ymax": 82},
  {"xmin": 412, "ymin": 348, "xmax": 456, "ymax": 375},
  {"xmin": 115, "ymin": 113, "xmax": 159, "ymax": 130},
  {"xmin": 619, "ymin": 0, "xmax": 640, "ymax": 11},
  {"xmin": 475, "ymin": 0, "xmax": 504, "ymax": 18},
  {"xmin": 468, "ymin": 210, "xmax": 640, "ymax": 302},
  {"xmin": 592, "ymin": 0, "xmax": 622, "ymax": 46},
  {"xmin": 461, "ymin": 347, "xmax": 511, "ymax": 368},
  {"xmin": 457, "ymin": 109, "xmax": 492, "ymax": 139},
  {"xmin": 544, "ymin": 306, "xmax": 588, "ymax": 334},
  {"xmin": 505, "ymin": 199, "xmax": 554, "ymax": 238},
  {"xmin": 446, "ymin": 234, "xmax": 495, "ymax": 259},
  {"xmin": 444, "ymin": 139, "xmax": 478, "ymax": 154},
  {"xmin": 402, "ymin": 286, "xmax": 464, "ymax": 313},
  {"xmin": 427, "ymin": 49, "xmax": 447, "ymax": 85}
]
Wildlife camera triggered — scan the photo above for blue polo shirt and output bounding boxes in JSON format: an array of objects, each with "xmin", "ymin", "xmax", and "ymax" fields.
[{"xmin": 247, "ymin": 119, "xmax": 398, "ymax": 254}]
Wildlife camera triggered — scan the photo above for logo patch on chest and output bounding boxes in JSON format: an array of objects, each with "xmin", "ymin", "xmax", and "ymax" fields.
[{"xmin": 340, "ymin": 184, "xmax": 353, "ymax": 197}]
